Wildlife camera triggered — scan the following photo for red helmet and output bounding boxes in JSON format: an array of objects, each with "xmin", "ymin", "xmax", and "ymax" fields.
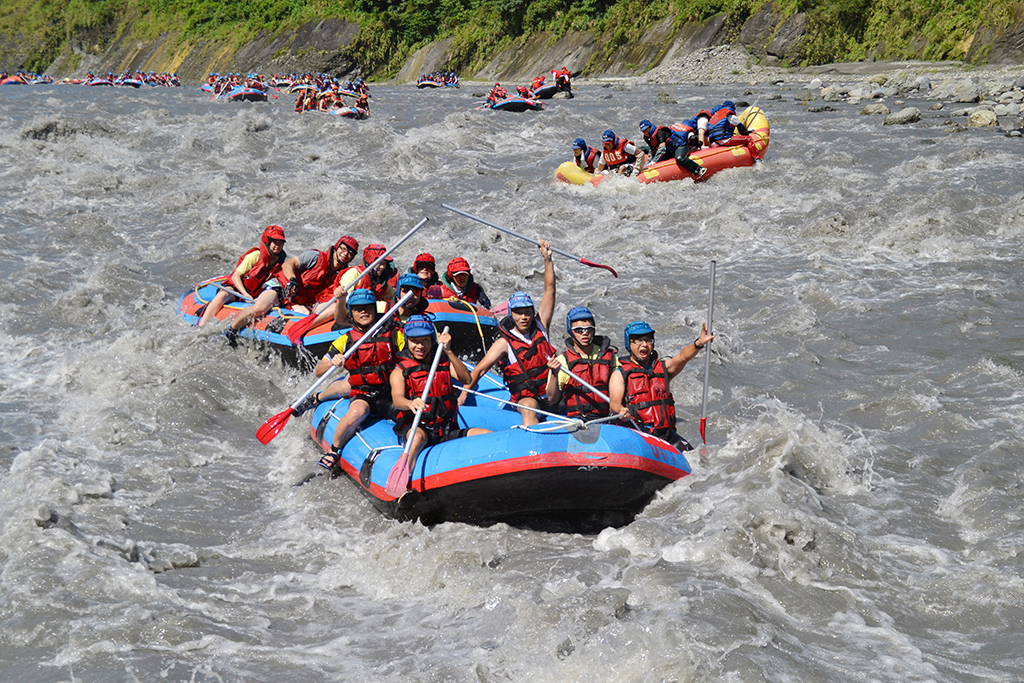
[
  {"xmin": 414, "ymin": 253, "xmax": 435, "ymax": 268},
  {"xmin": 263, "ymin": 225, "xmax": 286, "ymax": 242},
  {"xmin": 447, "ymin": 257, "xmax": 471, "ymax": 278},
  {"xmin": 363, "ymin": 243, "xmax": 391, "ymax": 264},
  {"xmin": 335, "ymin": 235, "xmax": 358, "ymax": 253}
]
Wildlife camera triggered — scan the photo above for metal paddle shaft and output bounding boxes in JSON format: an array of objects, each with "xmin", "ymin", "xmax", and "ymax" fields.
[
  {"xmin": 286, "ymin": 217, "xmax": 428, "ymax": 344},
  {"xmin": 255, "ymin": 290, "xmax": 415, "ymax": 444},
  {"xmin": 699, "ymin": 261, "xmax": 716, "ymax": 458},
  {"xmin": 210, "ymin": 281, "xmax": 255, "ymax": 303},
  {"xmin": 555, "ymin": 361, "xmax": 644, "ymax": 432},
  {"xmin": 440, "ymin": 204, "xmax": 618, "ymax": 277},
  {"xmin": 385, "ymin": 326, "xmax": 450, "ymax": 496}
]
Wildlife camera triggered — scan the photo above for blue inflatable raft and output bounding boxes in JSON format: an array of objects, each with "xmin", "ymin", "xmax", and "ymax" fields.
[{"xmin": 307, "ymin": 388, "xmax": 691, "ymax": 530}]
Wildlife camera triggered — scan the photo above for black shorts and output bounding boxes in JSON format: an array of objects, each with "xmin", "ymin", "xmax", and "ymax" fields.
[{"xmin": 349, "ymin": 392, "xmax": 394, "ymax": 420}]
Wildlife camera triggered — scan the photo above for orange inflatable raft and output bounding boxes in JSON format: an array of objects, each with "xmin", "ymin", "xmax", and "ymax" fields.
[{"xmin": 556, "ymin": 106, "xmax": 769, "ymax": 186}]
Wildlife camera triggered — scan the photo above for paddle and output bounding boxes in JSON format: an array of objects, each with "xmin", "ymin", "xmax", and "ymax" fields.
[
  {"xmin": 698, "ymin": 261, "xmax": 716, "ymax": 462},
  {"xmin": 255, "ymin": 290, "xmax": 415, "ymax": 445},
  {"xmin": 284, "ymin": 217, "xmax": 429, "ymax": 344},
  {"xmin": 385, "ymin": 326, "xmax": 450, "ymax": 497},
  {"xmin": 209, "ymin": 281, "xmax": 255, "ymax": 303},
  {"xmin": 552, "ymin": 360, "xmax": 645, "ymax": 432},
  {"xmin": 440, "ymin": 204, "xmax": 619, "ymax": 277},
  {"xmin": 459, "ymin": 386, "xmax": 574, "ymax": 423}
]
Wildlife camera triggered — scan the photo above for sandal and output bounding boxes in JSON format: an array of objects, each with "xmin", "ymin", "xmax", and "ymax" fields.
[{"xmin": 317, "ymin": 451, "xmax": 338, "ymax": 470}]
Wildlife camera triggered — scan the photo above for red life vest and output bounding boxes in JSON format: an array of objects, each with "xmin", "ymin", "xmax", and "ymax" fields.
[
  {"xmin": 235, "ymin": 245, "xmax": 285, "ymax": 295},
  {"xmin": 395, "ymin": 351, "xmax": 459, "ymax": 439},
  {"xmin": 435, "ymin": 279, "xmax": 484, "ymax": 305},
  {"xmin": 617, "ymin": 352, "xmax": 676, "ymax": 433},
  {"xmin": 289, "ymin": 250, "xmax": 337, "ymax": 307},
  {"xmin": 575, "ymin": 147, "xmax": 599, "ymax": 173},
  {"xmin": 559, "ymin": 336, "xmax": 615, "ymax": 419},
  {"xmin": 497, "ymin": 317, "xmax": 556, "ymax": 401},
  {"xmin": 315, "ymin": 266, "xmax": 358, "ymax": 304},
  {"xmin": 601, "ymin": 138, "xmax": 635, "ymax": 167},
  {"xmin": 354, "ymin": 263, "xmax": 398, "ymax": 300},
  {"xmin": 336, "ymin": 324, "xmax": 396, "ymax": 398}
]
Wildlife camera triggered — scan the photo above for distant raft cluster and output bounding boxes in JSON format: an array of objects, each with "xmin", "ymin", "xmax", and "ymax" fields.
[{"xmin": 1, "ymin": 69, "xmax": 181, "ymax": 87}]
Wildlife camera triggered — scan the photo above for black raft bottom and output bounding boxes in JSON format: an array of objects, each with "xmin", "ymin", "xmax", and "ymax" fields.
[{"xmin": 361, "ymin": 466, "xmax": 674, "ymax": 534}]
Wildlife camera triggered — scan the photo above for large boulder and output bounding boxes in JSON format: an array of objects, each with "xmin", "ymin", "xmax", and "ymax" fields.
[
  {"xmin": 861, "ymin": 103, "xmax": 891, "ymax": 115},
  {"xmin": 766, "ymin": 13, "xmax": 806, "ymax": 64},
  {"xmin": 967, "ymin": 109, "xmax": 998, "ymax": 127},
  {"xmin": 884, "ymin": 107, "xmax": 921, "ymax": 125}
]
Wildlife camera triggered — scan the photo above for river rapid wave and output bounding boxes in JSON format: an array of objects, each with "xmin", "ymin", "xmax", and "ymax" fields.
[{"xmin": 1, "ymin": 80, "xmax": 1023, "ymax": 682}]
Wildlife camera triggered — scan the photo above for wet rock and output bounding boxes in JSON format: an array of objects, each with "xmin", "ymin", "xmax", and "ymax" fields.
[
  {"xmin": 1009, "ymin": 130, "xmax": 1022, "ymax": 137},
  {"xmin": 1015, "ymin": 75, "xmax": 1024, "ymax": 89},
  {"xmin": 807, "ymin": 78, "xmax": 822, "ymax": 90},
  {"xmin": 994, "ymin": 103, "xmax": 1021, "ymax": 116},
  {"xmin": 930, "ymin": 103, "xmax": 944, "ymax": 110},
  {"xmin": 821, "ymin": 87, "xmax": 844, "ymax": 102},
  {"xmin": 796, "ymin": 89, "xmax": 816, "ymax": 102},
  {"xmin": 967, "ymin": 109, "xmax": 998, "ymax": 127},
  {"xmin": 861, "ymin": 103, "xmax": 891, "ymax": 115},
  {"xmin": 957, "ymin": 92, "xmax": 980, "ymax": 103},
  {"xmin": 868, "ymin": 74, "xmax": 888, "ymax": 85},
  {"xmin": 806, "ymin": 105, "xmax": 836, "ymax": 112},
  {"xmin": 916, "ymin": 76, "xmax": 932, "ymax": 91},
  {"xmin": 894, "ymin": 100, "xmax": 905, "ymax": 106},
  {"xmin": 884, "ymin": 107, "xmax": 921, "ymax": 125}
]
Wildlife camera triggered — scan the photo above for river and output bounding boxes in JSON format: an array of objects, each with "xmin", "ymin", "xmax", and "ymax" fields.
[{"xmin": 1, "ymin": 79, "xmax": 1023, "ymax": 682}]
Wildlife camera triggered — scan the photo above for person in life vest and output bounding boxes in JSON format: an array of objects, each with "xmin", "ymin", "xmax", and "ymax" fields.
[
  {"xmin": 635, "ymin": 119, "xmax": 708, "ymax": 181},
  {"xmin": 309, "ymin": 288, "xmax": 399, "ymax": 472},
  {"xmin": 692, "ymin": 100, "xmax": 751, "ymax": 147},
  {"xmin": 595, "ymin": 129, "xmax": 639, "ymax": 176},
  {"xmin": 545, "ymin": 306, "xmax": 620, "ymax": 419},
  {"xmin": 229, "ymin": 235, "xmax": 351, "ymax": 332},
  {"xmin": 430, "ymin": 257, "xmax": 491, "ymax": 308},
  {"xmin": 554, "ymin": 67, "xmax": 572, "ymax": 97},
  {"xmin": 515, "ymin": 85, "xmax": 532, "ymax": 99},
  {"xmin": 459, "ymin": 241, "xmax": 556, "ymax": 426},
  {"xmin": 407, "ymin": 253, "xmax": 439, "ymax": 290},
  {"xmin": 338, "ymin": 243, "xmax": 397, "ymax": 302},
  {"xmin": 285, "ymin": 235, "xmax": 359, "ymax": 336},
  {"xmin": 390, "ymin": 316, "xmax": 491, "ymax": 486},
  {"xmin": 571, "ymin": 137, "xmax": 599, "ymax": 174},
  {"xmin": 609, "ymin": 320, "xmax": 714, "ymax": 452},
  {"xmin": 199, "ymin": 225, "xmax": 287, "ymax": 328}
]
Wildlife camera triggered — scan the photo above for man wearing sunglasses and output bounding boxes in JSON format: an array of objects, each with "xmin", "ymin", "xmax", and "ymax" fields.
[{"xmin": 545, "ymin": 306, "xmax": 619, "ymax": 420}]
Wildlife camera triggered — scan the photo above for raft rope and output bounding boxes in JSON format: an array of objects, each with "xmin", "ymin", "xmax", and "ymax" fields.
[
  {"xmin": 192, "ymin": 277, "xmax": 303, "ymax": 321},
  {"xmin": 458, "ymin": 386, "xmax": 581, "ymax": 429}
]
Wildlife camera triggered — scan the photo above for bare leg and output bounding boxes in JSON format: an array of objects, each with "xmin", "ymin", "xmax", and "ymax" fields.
[
  {"xmin": 199, "ymin": 290, "xmax": 234, "ymax": 327},
  {"xmin": 230, "ymin": 288, "xmax": 279, "ymax": 331},
  {"xmin": 331, "ymin": 398, "xmax": 370, "ymax": 451},
  {"xmin": 518, "ymin": 397, "xmax": 541, "ymax": 427}
]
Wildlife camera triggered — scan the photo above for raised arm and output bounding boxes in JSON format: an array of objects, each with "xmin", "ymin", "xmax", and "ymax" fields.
[
  {"xmin": 663, "ymin": 323, "xmax": 714, "ymax": 379},
  {"xmin": 537, "ymin": 240, "xmax": 556, "ymax": 331}
]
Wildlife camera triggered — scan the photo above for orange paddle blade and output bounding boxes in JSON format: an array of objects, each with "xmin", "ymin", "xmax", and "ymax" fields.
[
  {"xmin": 285, "ymin": 313, "xmax": 318, "ymax": 344},
  {"xmin": 385, "ymin": 456, "xmax": 411, "ymax": 497},
  {"xmin": 256, "ymin": 407, "xmax": 294, "ymax": 444}
]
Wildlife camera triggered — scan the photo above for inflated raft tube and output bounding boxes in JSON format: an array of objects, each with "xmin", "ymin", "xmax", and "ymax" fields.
[
  {"xmin": 490, "ymin": 97, "xmax": 544, "ymax": 112},
  {"xmin": 556, "ymin": 106, "xmax": 769, "ymax": 186},
  {"xmin": 178, "ymin": 279, "xmax": 498, "ymax": 366},
  {"xmin": 226, "ymin": 87, "xmax": 268, "ymax": 102},
  {"xmin": 417, "ymin": 80, "xmax": 443, "ymax": 88},
  {"xmin": 331, "ymin": 106, "xmax": 369, "ymax": 119},
  {"xmin": 308, "ymin": 395, "xmax": 691, "ymax": 530},
  {"xmin": 531, "ymin": 84, "xmax": 559, "ymax": 99},
  {"xmin": 86, "ymin": 79, "xmax": 114, "ymax": 86}
]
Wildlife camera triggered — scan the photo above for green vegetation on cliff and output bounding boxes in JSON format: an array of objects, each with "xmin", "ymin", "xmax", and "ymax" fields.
[{"xmin": 1, "ymin": 0, "xmax": 1021, "ymax": 75}]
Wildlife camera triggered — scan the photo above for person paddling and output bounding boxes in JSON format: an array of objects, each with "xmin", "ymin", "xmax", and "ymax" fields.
[
  {"xmin": 609, "ymin": 321, "xmax": 714, "ymax": 452},
  {"xmin": 459, "ymin": 241, "xmax": 556, "ymax": 426},
  {"xmin": 595, "ymin": 129, "xmax": 639, "ymax": 176},
  {"xmin": 390, "ymin": 317, "xmax": 490, "ymax": 490},
  {"xmin": 311, "ymin": 288, "xmax": 398, "ymax": 472},
  {"xmin": 199, "ymin": 225, "xmax": 287, "ymax": 327},
  {"xmin": 571, "ymin": 138, "xmax": 600, "ymax": 174},
  {"xmin": 545, "ymin": 306, "xmax": 620, "ymax": 419}
]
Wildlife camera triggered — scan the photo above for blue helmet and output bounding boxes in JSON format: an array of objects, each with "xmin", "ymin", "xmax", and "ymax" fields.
[
  {"xmin": 566, "ymin": 306, "xmax": 595, "ymax": 334},
  {"xmin": 404, "ymin": 315, "xmax": 436, "ymax": 338},
  {"xmin": 397, "ymin": 273, "xmax": 424, "ymax": 291},
  {"xmin": 602, "ymin": 129, "xmax": 616, "ymax": 143},
  {"xmin": 508, "ymin": 291, "xmax": 534, "ymax": 310},
  {"xmin": 638, "ymin": 119, "xmax": 654, "ymax": 134},
  {"xmin": 723, "ymin": 100, "xmax": 735, "ymax": 110},
  {"xmin": 623, "ymin": 321, "xmax": 655, "ymax": 349},
  {"xmin": 347, "ymin": 288, "xmax": 377, "ymax": 309},
  {"xmin": 572, "ymin": 137, "xmax": 587, "ymax": 151}
]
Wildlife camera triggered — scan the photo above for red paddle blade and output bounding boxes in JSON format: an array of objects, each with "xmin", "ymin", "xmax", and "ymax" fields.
[
  {"xmin": 579, "ymin": 258, "xmax": 618, "ymax": 278},
  {"xmin": 285, "ymin": 313, "xmax": 318, "ymax": 345},
  {"xmin": 699, "ymin": 417, "xmax": 707, "ymax": 444},
  {"xmin": 256, "ymin": 407, "xmax": 294, "ymax": 444},
  {"xmin": 385, "ymin": 456, "xmax": 411, "ymax": 497}
]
